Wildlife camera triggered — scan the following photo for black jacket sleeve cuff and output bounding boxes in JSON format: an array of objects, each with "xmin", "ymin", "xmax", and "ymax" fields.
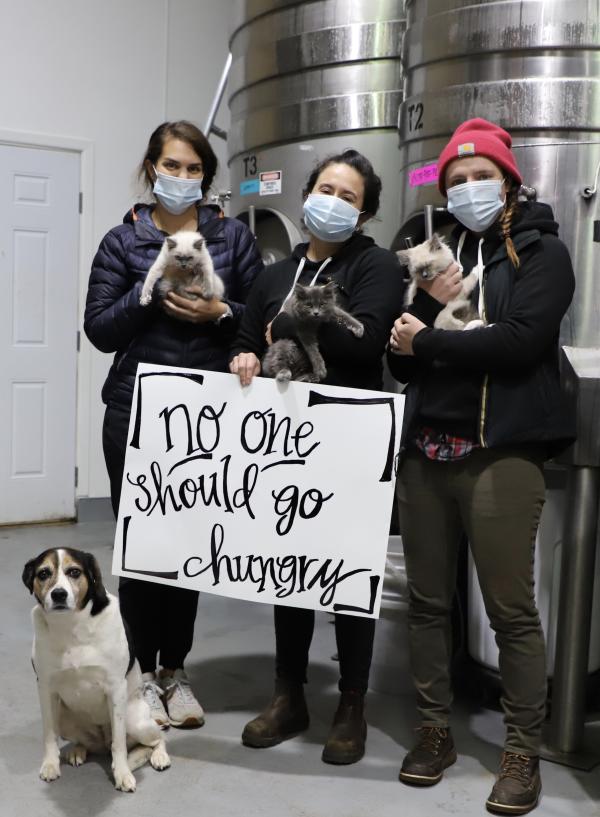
[{"xmin": 408, "ymin": 289, "xmax": 445, "ymax": 327}]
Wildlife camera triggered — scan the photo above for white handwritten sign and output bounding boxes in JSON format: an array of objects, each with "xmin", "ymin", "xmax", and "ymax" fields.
[{"xmin": 112, "ymin": 364, "xmax": 404, "ymax": 619}]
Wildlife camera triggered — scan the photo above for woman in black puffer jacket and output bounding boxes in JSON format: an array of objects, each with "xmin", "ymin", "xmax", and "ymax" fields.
[{"xmin": 84, "ymin": 120, "xmax": 263, "ymax": 730}]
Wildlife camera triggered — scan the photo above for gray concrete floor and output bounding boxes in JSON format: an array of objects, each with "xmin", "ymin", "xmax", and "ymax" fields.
[{"xmin": 2, "ymin": 515, "xmax": 600, "ymax": 817}]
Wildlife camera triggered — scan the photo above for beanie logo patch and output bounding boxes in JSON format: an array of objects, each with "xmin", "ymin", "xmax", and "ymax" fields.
[{"xmin": 457, "ymin": 142, "xmax": 475, "ymax": 156}]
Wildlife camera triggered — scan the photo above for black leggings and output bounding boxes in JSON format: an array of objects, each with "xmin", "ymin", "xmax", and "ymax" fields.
[
  {"xmin": 274, "ymin": 605, "xmax": 375, "ymax": 694},
  {"xmin": 103, "ymin": 404, "xmax": 199, "ymax": 673}
]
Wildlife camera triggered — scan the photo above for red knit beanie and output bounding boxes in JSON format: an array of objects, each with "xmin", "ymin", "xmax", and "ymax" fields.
[{"xmin": 437, "ymin": 118, "xmax": 522, "ymax": 196}]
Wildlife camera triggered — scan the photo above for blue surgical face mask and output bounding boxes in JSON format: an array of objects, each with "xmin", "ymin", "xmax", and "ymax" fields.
[
  {"xmin": 153, "ymin": 167, "xmax": 204, "ymax": 215},
  {"xmin": 447, "ymin": 179, "xmax": 505, "ymax": 233},
  {"xmin": 302, "ymin": 193, "xmax": 360, "ymax": 242}
]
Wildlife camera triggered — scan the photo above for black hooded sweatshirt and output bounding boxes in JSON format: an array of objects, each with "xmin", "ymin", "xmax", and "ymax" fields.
[
  {"xmin": 387, "ymin": 201, "xmax": 576, "ymax": 453},
  {"xmin": 230, "ymin": 233, "xmax": 405, "ymax": 391}
]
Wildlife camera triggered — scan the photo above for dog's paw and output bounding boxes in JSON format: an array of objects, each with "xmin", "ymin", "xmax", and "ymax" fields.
[
  {"xmin": 114, "ymin": 769, "xmax": 137, "ymax": 793},
  {"xmin": 39, "ymin": 758, "xmax": 61, "ymax": 782},
  {"xmin": 150, "ymin": 745, "xmax": 171, "ymax": 771},
  {"xmin": 65, "ymin": 744, "xmax": 87, "ymax": 767}
]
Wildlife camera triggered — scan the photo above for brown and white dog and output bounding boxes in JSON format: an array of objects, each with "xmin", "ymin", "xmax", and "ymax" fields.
[{"xmin": 22, "ymin": 547, "xmax": 170, "ymax": 792}]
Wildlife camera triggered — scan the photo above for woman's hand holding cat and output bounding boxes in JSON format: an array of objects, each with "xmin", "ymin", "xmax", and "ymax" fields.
[
  {"xmin": 229, "ymin": 352, "xmax": 261, "ymax": 386},
  {"xmin": 164, "ymin": 288, "xmax": 227, "ymax": 322},
  {"xmin": 418, "ymin": 262, "xmax": 463, "ymax": 304},
  {"xmin": 390, "ymin": 313, "xmax": 427, "ymax": 355}
]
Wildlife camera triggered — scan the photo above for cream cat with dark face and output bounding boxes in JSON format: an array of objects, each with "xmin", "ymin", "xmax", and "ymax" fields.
[
  {"xmin": 140, "ymin": 230, "xmax": 224, "ymax": 310},
  {"xmin": 397, "ymin": 233, "xmax": 482, "ymax": 330}
]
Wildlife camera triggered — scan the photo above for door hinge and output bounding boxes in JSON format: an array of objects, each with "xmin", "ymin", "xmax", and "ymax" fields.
[
  {"xmin": 76, "ymin": 330, "xmax": 81, "ymax": 351},
  {"xmin": 79, "ymin": 192, "xmax": 83, "ymax": 214},
  {"xmin": 74, "ymin": 466, "xmax": 79, "ymax": 487}
]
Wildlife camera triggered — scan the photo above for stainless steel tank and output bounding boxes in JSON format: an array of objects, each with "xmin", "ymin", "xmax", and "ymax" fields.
[
  {"xmin": 397, "ymin": 0, "xmax": 600, "ymax": 348},
  {"xmin": 396, "ymin": 0, "xmax": 600, "ymax": 681},
  {"xmin": 228, "ymin": 0, "xmax": 406, "ymax": 259}
]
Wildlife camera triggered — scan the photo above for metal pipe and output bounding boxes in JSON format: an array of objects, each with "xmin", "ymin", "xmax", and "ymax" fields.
[
  {"xmin": 248, "ymin": 204, "xmax": 256, "ymax": 237},
  {"xmin": 204, "ymin": 52, "xmax": 232, "ymax": 139},
  {"xmin": 549, "ymin": 465, "xmax": 600, "ymax": 752},
  {"xmin": 424, "ymin": 204, "xmax": 434, "ymax": 239}
]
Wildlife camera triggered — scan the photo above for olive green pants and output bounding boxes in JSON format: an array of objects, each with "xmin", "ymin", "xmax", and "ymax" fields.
[{"xmin": 396, "ymin": 448, "xmax": 547, "ymax": 755}]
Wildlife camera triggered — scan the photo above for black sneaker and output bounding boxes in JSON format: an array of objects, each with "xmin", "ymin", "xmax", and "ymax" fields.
[
  {"xmin": 486, "ymin": 752, "xmax": 541, "ymax": 815},
  {"xmin": 399, "ymin": 726, "xmax": 457, "ymax": 786}
]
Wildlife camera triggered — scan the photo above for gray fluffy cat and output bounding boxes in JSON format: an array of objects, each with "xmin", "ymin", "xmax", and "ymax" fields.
[
  {"xmin": 397, "ymin": 233, "xmax": 483, "ymax": 330},
  {"xmin": 262, "ymin": 282, "xmax": 364, "ymax": 383},
  {"xmin": 140, "ymin": 230, "xmax": 224, "ymax": 310}
]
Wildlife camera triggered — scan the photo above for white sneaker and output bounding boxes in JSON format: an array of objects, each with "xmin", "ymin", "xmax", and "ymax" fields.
[
  {"xmin": 159, "ymin": 669, "xmax": 205, "ymax": 728},
  {"xmin": 142, "ymin": 672, "xmax": 169, "ymax": 729}
]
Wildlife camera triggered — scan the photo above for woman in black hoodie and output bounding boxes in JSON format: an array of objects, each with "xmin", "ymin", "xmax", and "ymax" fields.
[
  {"xmin": 230, "ymin": 149, "xmax": 404, "ymax": 765},
  {"xmin": 388, "ymin": 119, "xmax": 575, "ymax": 816}
]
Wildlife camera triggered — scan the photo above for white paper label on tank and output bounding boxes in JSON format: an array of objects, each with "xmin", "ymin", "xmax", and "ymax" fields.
[{"xmin": 259, "ymin": 170, "xmax": 282, "ymax": 196}]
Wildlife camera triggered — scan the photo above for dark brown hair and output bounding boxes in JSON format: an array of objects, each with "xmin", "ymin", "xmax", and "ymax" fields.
[
  {"xmin": 302, "ymin": 149, "xmax": 382, "ymax": 217},
  {"xmin": 499, "ymin": 178, "xmax": 521, "ymax": 268},
  {"xmin": 138, "ymin": 120, "xmax": 218, "ymax": 196}
]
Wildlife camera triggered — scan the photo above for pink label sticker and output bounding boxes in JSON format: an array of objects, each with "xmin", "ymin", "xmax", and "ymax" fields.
[{"xmin": 409, "ymin": 163, "xmax": 439, "ymax": 187}]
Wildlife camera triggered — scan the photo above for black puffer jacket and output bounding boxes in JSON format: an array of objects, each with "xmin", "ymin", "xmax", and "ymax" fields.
[
  {"xmin": 84, "ymin": 204, "xmax": 263, "ymax": 409},
  {"xmin": 230, "ymin": 234, "xmax": 405, "ymax": 391},
  {"xmin": 387, "ymin": 201, "xmax": 576, "ymax": 454}
]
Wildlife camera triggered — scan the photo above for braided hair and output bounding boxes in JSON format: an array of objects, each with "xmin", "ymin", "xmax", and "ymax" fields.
[{"xmin": 498, "ymin": 180, "xmax": 521, "ymax": 268}]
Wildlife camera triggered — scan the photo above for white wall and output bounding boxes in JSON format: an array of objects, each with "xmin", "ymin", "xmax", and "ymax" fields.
[{"xmin": 0, "ymin": 0, "xmax": 233, "ymax": 498}]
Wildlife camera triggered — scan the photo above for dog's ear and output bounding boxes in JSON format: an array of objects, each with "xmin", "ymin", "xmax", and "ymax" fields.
[
  {"xmin": 79, "ymin": 552, "xmax": 110, "ymax": 616},
  {"xmin": 166, "ymin": 237, "xmax": 177, "ymax": 250},
  {"xmin": 193, "ymin": 238, "xmax": 205, "ymax": 251},
  {"xmin": 22, "ymin": 558, "xmax": 37, "ymax": 594},
  {"xmin": 428, "ymin": 234, "xmax": 443, "ymax": 251}
]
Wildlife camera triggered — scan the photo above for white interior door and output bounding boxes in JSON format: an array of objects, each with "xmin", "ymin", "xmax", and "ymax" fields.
[{"xmin": 0, "ymin": 143, "xmax": 80, "ymax": 524}]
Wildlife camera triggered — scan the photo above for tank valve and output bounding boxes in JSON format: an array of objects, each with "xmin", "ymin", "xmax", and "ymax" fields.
[{"xmin": 582, "ymin": 159, "xmax": 600, "ymax": 199}]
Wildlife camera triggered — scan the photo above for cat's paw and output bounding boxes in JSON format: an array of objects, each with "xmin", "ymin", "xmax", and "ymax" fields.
[
  {"xmin": 351, "ymin": 323, "xmax": 364, "ymax": 338},
  {"xmin": 275, "ymin": 369, "xmax": 292, "ymax": 383},
  {"xmin": 463, "ymin": 319, "xmax": 484, "ymax": 331},
  {"xmin": 140, "ymin": 291, "xmax": 152, "ymax": 306}
]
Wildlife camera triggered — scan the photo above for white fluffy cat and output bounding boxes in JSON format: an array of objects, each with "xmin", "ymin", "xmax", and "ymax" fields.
[
  {"xmin": 397, "ymin": 233, "xmax": 483, "ymax": 331},
  {"xmin": 140, "ymin": 230, "xmax": 224, "ymax": 308}
]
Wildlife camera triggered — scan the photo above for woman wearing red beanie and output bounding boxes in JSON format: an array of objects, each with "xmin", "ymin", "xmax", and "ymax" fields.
[{"xmin": 388, "ymin": 118, "xmax": 575, "ymax": 815}]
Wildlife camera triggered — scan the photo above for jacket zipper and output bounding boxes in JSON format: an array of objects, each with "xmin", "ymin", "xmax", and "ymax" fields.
[
  {"xmin": 479, "ymin": 375, "xmax": 488, "ymax": 447},
  {"xmin": 478, "ymin": 268, "xmax": 488, "ymax": 447}
]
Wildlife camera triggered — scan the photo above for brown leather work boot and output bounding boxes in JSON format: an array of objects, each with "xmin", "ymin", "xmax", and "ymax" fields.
[
  {"xmin": 399, "ymin": 726, "xmax": 457, "ymax": 785},
  {"xmin": 321, "ymin": 690, "xmax": 367, "ymax": 765},
  {"xmin": 486, "ymin": 752, "xmax": 541, "ymax": 815},
  {"xmin": 241, "ymin": 679, "xmax": 309, "ymax": 748}
]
